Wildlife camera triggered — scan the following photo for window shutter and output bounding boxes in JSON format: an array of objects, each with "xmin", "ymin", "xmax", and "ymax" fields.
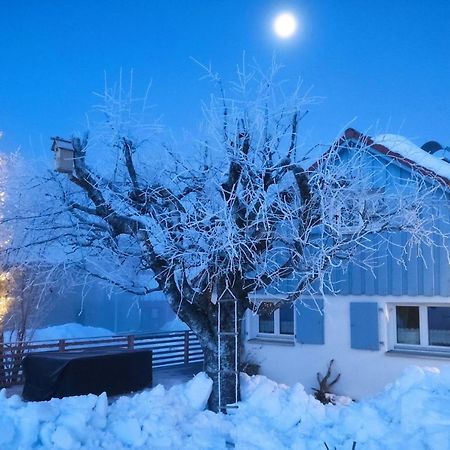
[
  {"xmin": 295, "ymin": 299, "xmax": 324, "ymax": 345},
  {"xmin": 350, "ymin": 302, "xmax": 379, "ymax": 350}
]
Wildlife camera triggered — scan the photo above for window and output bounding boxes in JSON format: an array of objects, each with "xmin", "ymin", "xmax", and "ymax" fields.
[
  {"xmin": 396, "ymin": 306, "xmax": 420, "ymax": 344},
  {"xmin": 258, "ymin": 309, "xmax": 275, "ymax": 333},
  {"xmin": 393, "ymin": 305, "xmax": 450, "ymax": 351},
  {"xmin": 336, "ymin": 197, "xmax": 364, "ymax": 231},
  {"xmin": 257, "ymin": 302, "xmax": 294, "ymax": 337},
  {"xmin": 280, "ymin": 304, "xmax": 295, "ymax": 334},
  {"xmin": 329, "ymin": 189, "xmax": 386, "ymax": 234},
  {"xmin": 428, "ymin": 307, "xmax": 450, "ymax": 347}
]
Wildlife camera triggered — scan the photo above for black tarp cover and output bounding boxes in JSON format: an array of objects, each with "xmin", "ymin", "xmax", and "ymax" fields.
[{"xmin": 22, "ymin": 349, "xmax": 152, "ymax": 401}]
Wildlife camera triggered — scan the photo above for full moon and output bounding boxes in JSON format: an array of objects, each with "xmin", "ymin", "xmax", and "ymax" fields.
[{"xmin": 273, "ymin": 12, "xmax": 297, "ymax": 39}]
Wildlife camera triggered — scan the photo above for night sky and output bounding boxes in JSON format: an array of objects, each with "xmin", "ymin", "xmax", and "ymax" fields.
[{"xmin": 1, "ymin": 0, "xmax": 450, "ymax": 156}]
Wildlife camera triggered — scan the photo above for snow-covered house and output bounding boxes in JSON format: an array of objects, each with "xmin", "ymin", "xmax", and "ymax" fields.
[{"xmin": 245, "ymin": 128, "xmax": 450, "ymax": 399}]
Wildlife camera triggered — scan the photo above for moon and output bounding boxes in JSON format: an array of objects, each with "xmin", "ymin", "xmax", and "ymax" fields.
[{"xmin": 273, "ymin": 12, "xmax": 298, "ymax": 39}]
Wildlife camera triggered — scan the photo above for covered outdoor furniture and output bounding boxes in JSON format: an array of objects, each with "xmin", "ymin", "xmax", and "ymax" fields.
[{"xmin": 22, "ymin": 348, "xmax": 152, "ymax": 401}]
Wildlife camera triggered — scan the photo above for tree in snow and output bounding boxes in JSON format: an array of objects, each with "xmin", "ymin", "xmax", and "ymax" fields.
[
  {"xmin": 1, "ymin": 67, "xmax": 448, "ymax": 410},
  {"xmin": 0, "ymin": 265, "xmax": 65, "ymax": 384},
  {"xmin": 0, "ymin": 150, "xmax": 71, "ymax": 384}
]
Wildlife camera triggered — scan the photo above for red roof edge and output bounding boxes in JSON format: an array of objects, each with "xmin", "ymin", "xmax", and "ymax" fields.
[{"xmin": 309, "ymin": 128, "xmax": 450, "ymax": 188}]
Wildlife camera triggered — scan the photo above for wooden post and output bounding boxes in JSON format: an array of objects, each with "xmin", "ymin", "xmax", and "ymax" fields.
[
  {"xmin": 127, "ymin": 335, "xmax": 134, "ymax": 350},
  {"xmin": 58, "ymin": 339, "xmax": 66, "ymax": 351},
  {"xmin": 184, "ymin": 331, "xmax": 189, "ymax": 366}
]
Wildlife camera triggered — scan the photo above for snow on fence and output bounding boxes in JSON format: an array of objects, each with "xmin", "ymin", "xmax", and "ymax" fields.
[{"xmin": 0, "ymin": 330, "xmax": 203, "ymax": 388}]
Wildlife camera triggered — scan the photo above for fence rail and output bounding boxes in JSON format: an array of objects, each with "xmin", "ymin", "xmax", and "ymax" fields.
[{"xmin": 0, "ymin": 330, "xmax": 203, "ymax": 388}]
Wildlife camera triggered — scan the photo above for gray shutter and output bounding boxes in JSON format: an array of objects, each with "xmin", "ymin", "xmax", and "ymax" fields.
[
  {"xmin": 350, "ymin": 302, "xmax": 379, "ymax": 350},
  {"xmin": 295, "ymin": 299, "xmax": 324, "ymax": 345}
]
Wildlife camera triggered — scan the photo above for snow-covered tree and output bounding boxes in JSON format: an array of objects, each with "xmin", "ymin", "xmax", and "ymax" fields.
[
  {"xmin": 1, "ymin": 67, "xmax": 448, "ymax": 410},
  {"xmin": 0, "ymin": 148, "xmax": 71, "ymax": 384}
]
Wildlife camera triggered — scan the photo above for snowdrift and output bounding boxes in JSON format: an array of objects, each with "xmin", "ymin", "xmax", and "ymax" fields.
[
  {"xmin": 1, "ymin": 366, "xmax": 450, "ymax": 449},
  {"xmin": 4, "ymin": 324, "xmax": 114, "ymax": 343}
]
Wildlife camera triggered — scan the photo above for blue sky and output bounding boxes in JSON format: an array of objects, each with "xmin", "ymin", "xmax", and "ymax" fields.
[{"xmin": 1, "ymin": 0, "xmax": 450, "ymax": 155}]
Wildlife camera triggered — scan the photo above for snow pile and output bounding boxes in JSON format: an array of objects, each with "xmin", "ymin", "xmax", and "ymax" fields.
[
  {"xmin": 2, "ymin": 367, "xmax": 450, "ymax": 449},
  {"xmin": 5, "ymin": 324, "xmax": 114, "ymax": 343},
  {"xmin": 238, "ymin": 367, "xmax": 450, "ymax": 449},
  {"xmin": 32, "ymin": 324, "xmax": 114, "ymax": 341},
  {"xmin": 0, "ymin": 373, "xmax": 214, "ymax": 450},
  {"xmin": 374, "ymin": 134, "xmax": 450, "ymax": 182},
  {"xmin": 160, "ymin": 317, "xmax": 189, "ymax": 332}
]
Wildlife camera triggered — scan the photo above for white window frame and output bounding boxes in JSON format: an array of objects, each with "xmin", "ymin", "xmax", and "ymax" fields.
[
  {"xmin": 248, "ymin": 299, "xmax": 295, "ymax": 342},
  {"xmin": 388, "ymin": 303, "xmax": 450, "ymax": 354}
]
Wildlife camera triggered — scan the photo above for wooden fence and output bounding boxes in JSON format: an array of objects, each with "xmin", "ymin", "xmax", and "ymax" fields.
[{"xmin": 0, "ymin": 330, "xmax": 203, "ymax": 388}]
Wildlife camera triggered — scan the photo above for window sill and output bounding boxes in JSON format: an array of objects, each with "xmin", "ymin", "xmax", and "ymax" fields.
[
  {"xmin": 386, "ymin": 348, "xmax": 450, "ymax": 360},
  {"xmin": 248, "ymin": 337, "xmax": 295, "ymax": 347}
]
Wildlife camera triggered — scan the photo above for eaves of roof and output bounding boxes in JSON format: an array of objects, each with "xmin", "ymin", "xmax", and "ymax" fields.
[{"xmin": 309, "ymin": 128, "xmax": 450, "ymax": 188}]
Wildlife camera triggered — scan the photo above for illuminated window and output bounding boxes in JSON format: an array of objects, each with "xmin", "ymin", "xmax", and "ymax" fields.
[
  {"xmin": 393, "ymin": 305, "xmax": 450, "ymax": 350},
  {"xmin": 257, "ymin": 303, "xmax": 294, "ymax": 336}
]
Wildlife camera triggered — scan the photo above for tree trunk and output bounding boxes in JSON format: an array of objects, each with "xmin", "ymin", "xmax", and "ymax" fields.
[
  {"xmin": 201, "ymin": 325, "xmax": 242, "ymax": 412},
  {"xmin": 164, "ymin": 276, "xmax": 248, "ymax": 412}
]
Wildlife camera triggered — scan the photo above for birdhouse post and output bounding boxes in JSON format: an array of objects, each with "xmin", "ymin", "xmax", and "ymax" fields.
[{"xmin": 51, "ymin": 137, "xmax": 74, "ymax": 173}]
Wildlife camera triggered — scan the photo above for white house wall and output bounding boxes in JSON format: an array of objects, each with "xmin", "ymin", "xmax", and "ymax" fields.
[{"xmin": 245, "ymin": 295, "xmax": 450, "ymax": 400}]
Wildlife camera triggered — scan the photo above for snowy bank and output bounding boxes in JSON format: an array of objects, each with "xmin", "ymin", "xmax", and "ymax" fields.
[
  {"xmin": 1, "ymin": 367, "xmax": 450, "ymax": 449},
  {"xmin": 4, "ymin": 324, "xmax": 114, "ymax": 343},
  {"xmin": 160, "ymin": 317, "xmax": 189, "ymax": 332},
  {"xmin": 31, "ymin": 324, "xmax": 114, "ymax": 341}
]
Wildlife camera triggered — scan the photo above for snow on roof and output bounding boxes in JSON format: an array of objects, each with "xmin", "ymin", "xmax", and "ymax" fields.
[{"xmin": 373, "ymin": 134, "xmax": 450, "ymax": 183}]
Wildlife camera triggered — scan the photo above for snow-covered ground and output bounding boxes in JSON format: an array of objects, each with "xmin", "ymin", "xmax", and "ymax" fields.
[
  {"xmin": 1, "ymin": 366, "xmax": 449, "ymax": 449},
  {"xmin": 160, "ymin": 317, "xmax": 189, "ymax": 332},
  {"xmin": 31, "ymin": 324, "xmax": 115, "ymax": 341},
  {"xmin": 4, "ymin": 324, "xmax": 115, "ymax": 343},
  {"xmin": 6, "ymin": 320, "xmax": 187, "ymax": 343}
]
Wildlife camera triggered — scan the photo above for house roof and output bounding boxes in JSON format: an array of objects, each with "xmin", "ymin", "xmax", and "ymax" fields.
[{"xmin": 313, "ymin": 128, "xmax": 450, "ymax": 188}]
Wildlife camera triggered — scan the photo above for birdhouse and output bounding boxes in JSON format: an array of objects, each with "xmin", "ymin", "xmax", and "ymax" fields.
[{"xmin": 51, "ymin": 137, "xmax": 74, "ymax": 173}]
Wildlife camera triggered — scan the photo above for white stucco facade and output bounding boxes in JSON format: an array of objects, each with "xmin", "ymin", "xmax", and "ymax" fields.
[{"xmin": 244, "ymin": 295, "xmax": 450, "ymax": 400}]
